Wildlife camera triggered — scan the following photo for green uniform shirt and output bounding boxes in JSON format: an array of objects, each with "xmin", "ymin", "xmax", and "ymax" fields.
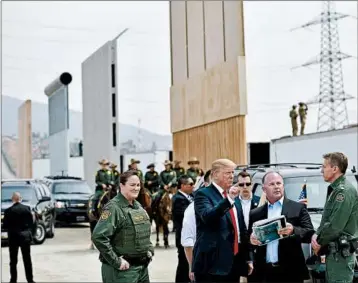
[
  {"xmin": 159, "ymin": 169, "xmax": 177, "ymax": 189},
  {"xmin": 174, "ymin": 167, "xmax": 185, "ymax": 180},
  {"xmin": 92, "ymin": 193, "xmax": 154, "ymax": 269},
  {"xmin": 316, "ymin": 175, "xmax": 358, "ymax": 246},
  {"xmin": 186, "ymin": 167, "xmax": 204, "ymax": 182},
  {"xmin": 96, "ymin": 169, "xmax": 112, "ymax": 190},
  {"xmin": 111, "ymin": 170, "xmax": 120, "ymax": 187},
  {"xmin": 144, "ymin": 171, "xmax": 159, "ymax": 191}
]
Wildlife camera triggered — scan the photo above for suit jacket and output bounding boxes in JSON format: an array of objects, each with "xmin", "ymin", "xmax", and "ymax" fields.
[
  {"xmin": 172, "ymin": 191, "xmax": 192, "ymax": 248},
  {"xmin": 3, "ymin": 202, "xmax": 34, "ymax": 244},
  {"xmin": 250, "ymin": 195, "xmax": 260, "ymax": 210},
  {"xmin": 248, "ymin": 198, "xmax": 314, "ymax": 281},
  {"xmin": 193, "ymin": 184, "xmax": 251, "ymax": 276}
]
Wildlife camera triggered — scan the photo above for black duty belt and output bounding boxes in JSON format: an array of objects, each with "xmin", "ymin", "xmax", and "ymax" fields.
[{"xmin": 122, "ymin": 255, "xmax": 150, "ymax": 266}]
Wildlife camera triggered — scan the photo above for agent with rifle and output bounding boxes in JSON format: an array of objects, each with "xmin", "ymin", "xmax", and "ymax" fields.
[{"xmin": 311, "ymin": 152, "xmax": 358, "ymax": 283}]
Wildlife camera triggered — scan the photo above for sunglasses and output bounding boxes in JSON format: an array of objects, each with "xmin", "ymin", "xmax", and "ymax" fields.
[
  {"xmin": 187, "ymin": 182, "xmax": 194, "ymax": 186},
  {"xmin": 237, "ymin": 182, "xmax": 252, "ymax": 187}
]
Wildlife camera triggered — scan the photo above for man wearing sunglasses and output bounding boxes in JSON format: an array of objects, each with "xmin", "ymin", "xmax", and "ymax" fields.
[
  {"xmin": 172, "ymin": 175, "xmax": 195, "ymax": 283},
  {"xmin": 235, "ymin": 171, "xmax": 260, "ymax": 229}
]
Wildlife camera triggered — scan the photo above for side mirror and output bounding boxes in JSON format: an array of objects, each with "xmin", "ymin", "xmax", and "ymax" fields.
[{"xmin": 40, "ymin": 196, "xmax": 51, "ymax": 202}]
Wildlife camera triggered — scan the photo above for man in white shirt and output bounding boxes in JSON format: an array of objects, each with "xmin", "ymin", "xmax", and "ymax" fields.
[
  {"xmin": 181, "ymin": 170, "xmax": 211, "ymax": 282},
  {"xmin": 235, "ymin": 171, "xmax": 260, "ymax": 229}
]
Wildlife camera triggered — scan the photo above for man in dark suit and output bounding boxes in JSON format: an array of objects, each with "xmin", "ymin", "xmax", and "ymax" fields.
[
  {"xmin": 249, "ymin": 171, "xmax": 314, "ymax": 283},
  {"xmin": 193, "ymin": 159, "xmax": 253, "ymax": 283},
  {"xmin": 3, "ymin": 192, "xmax": 35, "ymax": 283},
  {"xmin": 172, "ymin": 175, "xmax": 195, "ymax": 283}
]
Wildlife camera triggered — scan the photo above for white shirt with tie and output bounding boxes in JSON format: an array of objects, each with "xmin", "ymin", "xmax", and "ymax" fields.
[{"xmin": 212, "ymin": 182, "xmax": 240, "ymax": 243}]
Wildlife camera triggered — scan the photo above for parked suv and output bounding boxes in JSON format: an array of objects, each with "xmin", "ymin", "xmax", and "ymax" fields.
[
  {"xmin": 234, "ymin": 163, "xmax": 358, "ymax": 283},
  {"xmin": 42, "ymin": 176, "xmax": 92, "ymax": 225},
  {"xmin": 1, "ymin": 179, "xmax": 56, "ymax": 245}
]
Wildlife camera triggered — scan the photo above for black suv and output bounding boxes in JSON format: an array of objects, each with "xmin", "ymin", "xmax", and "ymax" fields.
[
  {"xmin": 41, "ymin": 176, "xmax": 92, "ymax": 225},
  {"xmin": 1, "ymin": 179, "xmax": 56, "ymax": 245},
  {"xmin": 234, "ymin": 163, "xmax": 358, "ymax": 283}
]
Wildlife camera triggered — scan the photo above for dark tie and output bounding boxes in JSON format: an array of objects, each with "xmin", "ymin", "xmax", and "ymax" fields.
[{"xmin": 223, "ymin": 191, "xmax": 239, "ymax": 255}]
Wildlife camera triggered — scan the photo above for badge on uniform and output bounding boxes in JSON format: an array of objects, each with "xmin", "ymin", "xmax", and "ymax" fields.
[
  {"xmin": 154, "ymin": 173, "xmax": 157, "ymax": 176},
  {"xmin": 100, "ymin": 210, "xmax": 111, "ymax": 221},
  {"xmin": 336, "ymin": 193, "xmax": 345, "ymax": 202}
]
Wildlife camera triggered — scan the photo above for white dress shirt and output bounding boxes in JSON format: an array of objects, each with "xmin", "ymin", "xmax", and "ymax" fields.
[
  {"xmin": 239, "ymin": 195, "xmax": 252, "ymax": 229},
  {"xmin": 212, "ymin": 182, "xmax": 240, "ymax": 242},
  {"xmin": 181, "ymin": 202, "xmax": 196, "ymax": 247}
]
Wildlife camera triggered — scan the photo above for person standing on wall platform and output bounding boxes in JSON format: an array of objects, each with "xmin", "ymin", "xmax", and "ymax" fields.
[
  {"xmin": 289, "ymin": 105, "xmax": 298, "ymax": 136},
  {"xmin": 311, "ymin": 152, "xmax": 358, "ymax": 283}
]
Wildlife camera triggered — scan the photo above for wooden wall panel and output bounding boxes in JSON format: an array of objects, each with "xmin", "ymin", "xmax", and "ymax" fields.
[
  {"xmin": 172, "ymin": 115, "xmax": 247, "ymax": 171},
  {"xmin": 170, "ymin": 58, "xmax": 248, "ymax": 133},
  {"xmin": 170, "ymin": 1, "xmax": 188, "ymax": 85}
]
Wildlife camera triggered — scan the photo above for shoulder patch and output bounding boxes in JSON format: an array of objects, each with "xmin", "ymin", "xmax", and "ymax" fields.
[
  {"xmin": 100, "ymin": 210, "xmax": 111, "ymax": 221},
  {"xmin": 336, "ymin": 193, "xmax": 345, "ymax": 202}
]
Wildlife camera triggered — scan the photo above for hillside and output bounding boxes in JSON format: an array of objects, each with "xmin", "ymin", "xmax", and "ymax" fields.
[{"xmin": 1, "ymin": 95, "xmax": 172, "ymax": 150}]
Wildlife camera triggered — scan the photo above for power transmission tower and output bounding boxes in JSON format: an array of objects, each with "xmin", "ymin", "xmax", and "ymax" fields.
[{"xmin": 291, "ymin": 1, "xmax": 356, "ymax": 132}]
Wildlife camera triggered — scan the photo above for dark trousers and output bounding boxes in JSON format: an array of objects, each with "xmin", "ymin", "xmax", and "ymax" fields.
[
  {"xmin": 9, "ymin": 241, "xmax": 33, "ymax": 283},
  {"xmin": 262, "ymin": 264, "xmax": 303, "ymax": 283},
  {"xmin": 89, "ymin": 220, "xmax": 97, "ymax": 236},
  {"xmin": 195, "ymin": 253, "xmax": 242, "ymax": 283},
  {"xmin": 175, "ymin": 246, "xmax": 190, "ymax": 283}
]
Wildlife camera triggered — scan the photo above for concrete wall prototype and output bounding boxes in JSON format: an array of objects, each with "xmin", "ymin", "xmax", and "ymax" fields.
[
  {"xmin": 17, "ymin": 100, "xmax": 33, "ymax": 178},
  {"xmin": 170, "ymin": 1, "xmax": 248, "ymax": 170},
  {"xmin": 82, "ymin": 41, "xmax": 120, "ymax": 191},
  {"xmin": 44, "ymin": 72, "xmax": 72, "ymax": 176}
]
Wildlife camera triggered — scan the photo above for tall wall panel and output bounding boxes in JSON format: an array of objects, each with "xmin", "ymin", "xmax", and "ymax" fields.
[
  {"xmin": 204, "ymin": 1, "xmax": 225, "ymax": 69},
  {"xmin": 170, "ymin": 0, "xmax": 248, "ymax": 167},
  {"xmin": 187, "ymin": 1, "xmax": 205, "ymax": 78},
  {"xmin": 170, "ymin": 1, "xmax": 188, "ymax": 85},
  {"xmin": 82, "ymin": 41, "xmax": 120, "ymax": 190}
]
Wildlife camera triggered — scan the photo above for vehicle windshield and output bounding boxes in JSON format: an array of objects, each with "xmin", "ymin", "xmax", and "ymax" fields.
[
  {"xmin": 284, "ymin": 175, "xmax": 358, "ymax": 209},
  {"xmin": 1, "ymin": 185, "xmax": 35, "ymax": 202},
  {"xmin": 52, "ymin": 182, "xmax": 91, "ymax": 194}
]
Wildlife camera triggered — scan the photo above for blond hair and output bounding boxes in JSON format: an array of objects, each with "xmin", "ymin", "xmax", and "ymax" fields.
[{"xmin": 211, "ymin": 159, "xmax": 236, "ymax": 181}]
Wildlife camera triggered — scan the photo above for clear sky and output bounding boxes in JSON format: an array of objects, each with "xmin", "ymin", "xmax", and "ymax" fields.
[{"xmin": 2, "ymin": 1, "xmax": 357, "ymax": 141}]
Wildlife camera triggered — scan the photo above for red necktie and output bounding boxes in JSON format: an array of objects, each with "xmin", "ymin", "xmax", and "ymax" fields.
[{"xmin": 223, "ymin": 191, "xmax": 239, "ymax": 255}]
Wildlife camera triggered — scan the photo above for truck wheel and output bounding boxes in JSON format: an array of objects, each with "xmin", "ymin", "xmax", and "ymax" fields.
[{"xmin": 33, "ymin": 223, "xmax": 46, "ymax": 245}]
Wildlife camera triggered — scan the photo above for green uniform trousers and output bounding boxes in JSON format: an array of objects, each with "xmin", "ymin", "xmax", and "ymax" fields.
[
  {"xmin": 101, "ymin": 263, "xmax": 149, "ymax": 283},
  {"xmin": 326, "ymin": 252, "xmax": 355, "ymax": 283}
]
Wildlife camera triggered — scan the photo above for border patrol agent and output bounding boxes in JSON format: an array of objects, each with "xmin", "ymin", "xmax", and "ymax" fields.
[
  {"xmin": 312, "ymin": 152, "xmax": 358, "ymax": 283},
  {"xmin": 144, "ymin": 163, "xmax": 159, "ymax": 194},
  {"xmin": 186, "ymin": 157, "xmax": 204, "ymax": 182},
  {"xmin": 92, "ymin": 171, "xmax": 154, "ymax": 283}
]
